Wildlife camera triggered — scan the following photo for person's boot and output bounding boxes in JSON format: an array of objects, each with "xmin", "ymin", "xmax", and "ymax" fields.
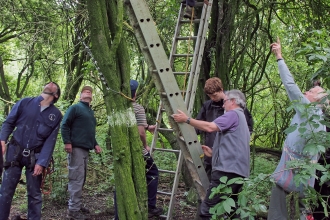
[
  {"xmin": 148, "ymin": 207, "xmax": 163, "ymax": 218},
  {"xmin": 67, "ymin": 210, "xmax": 89, "ymax": 220},
  {"xmin": 184, "ymin": 5, "xmax": 197, "ymax": 20}
]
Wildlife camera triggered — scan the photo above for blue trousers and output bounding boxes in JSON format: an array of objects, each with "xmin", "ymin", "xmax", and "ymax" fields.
[
  {"xmin": 186, "ymin": 0, "xmax": 195, "ymax": 6},
  {"xmin": 144, "ymin": 153, "xmax": 159, "ymax": 209},
  {"xmin": 0, "ymin": 144, "xmax": 42, "ymax": 220}
]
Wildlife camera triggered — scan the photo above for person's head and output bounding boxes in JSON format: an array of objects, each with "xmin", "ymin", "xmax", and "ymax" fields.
[
  {"xmin": 42, "ymin": 82, "xmax": 61, "ymax": 103},
  {"xmin": 80, "ymin": 85, "xmax": 93, "ymax": 103},
  {"xmin": 130, "ymin": 79, "xmax": 139, "ymax": 99},
  {"xmin": 223, "ymin": 89, "xmax": 246, "ymax": 111},
  {"xmin": 312, "ymin": 79, "xmax": 321, "ymax": 87},
  {"xmin": 304, "ymin": 86, "xmax": 327, "ymax": 103},
  {"xmin": 204, "ymin": 77, "xmax": 225, "ymax": 102}
]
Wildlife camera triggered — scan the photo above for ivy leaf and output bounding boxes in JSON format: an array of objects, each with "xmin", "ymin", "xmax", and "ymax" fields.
[
  {"xmin": 284, "ymin": 124, "xmax": 297, "ymax": 134},
  {"xmin": 220, "ymin": 176, "xmax": 228, "ymax": 184},
  {"xmin": 223, "ymin": 199, "xmax": 233, "ymax": 214}
]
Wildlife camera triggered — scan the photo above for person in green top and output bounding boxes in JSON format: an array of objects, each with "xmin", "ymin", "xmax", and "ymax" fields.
[{"xmin": 61, "ymin": 86, "xmax": 102, "ymax": 220}]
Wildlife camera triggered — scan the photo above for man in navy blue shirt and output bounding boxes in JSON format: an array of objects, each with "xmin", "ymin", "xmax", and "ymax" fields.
[{"xmin": 0, "ymin": 82, "xmax": 62, "ymax": 220}]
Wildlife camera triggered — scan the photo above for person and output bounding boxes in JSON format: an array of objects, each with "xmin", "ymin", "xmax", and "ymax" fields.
[
  {"xmin": 130, "ymin": 79, "xmax": 163, "ymax": 218},
  {"xmin": 0, "ymin": 82, "xmax": 62, "ymax": 220},
  {"xmin": 196, "ymin": 77, "xmax": 253, "ymax": 180},
  {"xmin": 181, "ymin": 0, "xmax": 196, "ymax": 19},
  {"xmin": 267, "ymin": 38, "xmax": 327, "ymax": 220},
  {"xmin": 172, "ymin": 89, "xmax": 250, "ymax": 219},
  {"xmin": 0, "ymin": 140, "xmax": 3, "ymax": 177},
  {"xmin": 61, "ymin": 86, "xmax": 102, "ymax": 220},
  {"xmin": 310, "ymin": 80, "xmax": 330, "ymax": 219}
]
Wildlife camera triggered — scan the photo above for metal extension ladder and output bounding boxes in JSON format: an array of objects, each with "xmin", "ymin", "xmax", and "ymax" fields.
[{"xmin": 124, "ymin": 0, "xmax": 212, "ymax": 219}]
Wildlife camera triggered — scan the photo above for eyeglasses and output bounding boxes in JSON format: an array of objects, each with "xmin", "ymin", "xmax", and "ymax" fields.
[{"xmin": 223, "ymin": 98, "xmax": 232, "ymax": 104}]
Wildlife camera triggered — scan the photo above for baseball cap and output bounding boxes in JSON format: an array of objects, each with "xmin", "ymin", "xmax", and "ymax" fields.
[
  {"xmin": 81, "ymin": 86, "xmax": 93, "ymax": 93},
  {"xmin": 130, "ymin": 80, "xmax": 139, "ymax": 98}
]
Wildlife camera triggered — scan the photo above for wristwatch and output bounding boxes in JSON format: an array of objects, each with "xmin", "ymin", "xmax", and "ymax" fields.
[{"xmin": 186, "ymin": 117, "xmax": 191, "ymax": 124}]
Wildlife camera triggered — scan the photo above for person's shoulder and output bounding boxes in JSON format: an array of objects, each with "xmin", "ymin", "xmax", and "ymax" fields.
[
  {"xmin": 202, "ymin": 99, "xmax": 213, "ymax": 106},
  {"xmin": 133, "ymin": 102, "xmax": 143, "ymax": 109}
]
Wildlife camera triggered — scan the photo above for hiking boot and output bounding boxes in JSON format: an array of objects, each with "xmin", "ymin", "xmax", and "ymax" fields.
[
  {"xmin": 67, "ymin": 210, "xmax": 89, "ymax": 220},
  {"xmin": 184, "ymin": 6, "xmax": 197, "ymax": 20},
  {"xmin": 148, "ymin": 207, "xmax": 163, "ymax": 218},
  {"xmin": 80, "ymin": 207, "xmax": 90, "ymax": 214}
]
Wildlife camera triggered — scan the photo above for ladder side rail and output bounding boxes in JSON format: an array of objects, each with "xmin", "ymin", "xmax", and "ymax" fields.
[
  {"xmin": 153, "ymin": 73, "xmax": 209, "ymax": 199},
  {"xmin": 183, "ymin": 3, "xmax": 210, "ymax": 108},
  {"xmin": 187, "ymin": 1, "xmax": 213, "ymax": 114},
  {"xmin": 169, "ymin": 4, "xmax": 185, "ymax": 67},
  {"xmin": 125, "ymin": 0, "xmax": 209, "ymax": 197},
  {"xmin": 166, "ymin": 151, "xmax": 184, "ymax": 220}
]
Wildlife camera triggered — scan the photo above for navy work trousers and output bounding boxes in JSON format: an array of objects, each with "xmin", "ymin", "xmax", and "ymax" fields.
[
  {"xmin": 0, "ymin": 143, "xmax": 42, "ymax": 220},
  {"xmin": 186, "ymin": 0, "xmax": 195, "ymax": 6},
  {"xmin": 144, "ymin": 152, "xmax": 159, "ymax": 209},
  {"xmin": 200, "ymin": 170, "xmax": 243, "ymax": 220}
]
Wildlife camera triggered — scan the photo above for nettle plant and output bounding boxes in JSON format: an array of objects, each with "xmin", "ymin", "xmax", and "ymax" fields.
[{"xmin": 208, "ymin": 99, "xmax": 330, "ymax": 220}]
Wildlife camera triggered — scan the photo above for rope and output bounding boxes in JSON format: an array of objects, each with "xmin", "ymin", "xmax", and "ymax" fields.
[{"xmin": 41, "ymin": 157, "xmax": 55, "ymax": 195}]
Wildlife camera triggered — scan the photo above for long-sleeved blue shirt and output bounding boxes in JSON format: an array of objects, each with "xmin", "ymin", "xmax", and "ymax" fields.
[{"xmin": 0, "ymin": 96, "xmax": 62, "ymax": 167}]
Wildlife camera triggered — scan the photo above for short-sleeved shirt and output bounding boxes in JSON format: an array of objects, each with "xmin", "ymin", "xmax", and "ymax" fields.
[
  {"xmin": 213, "ymin": 110, "xmax": 239, "ymax": 133},
  {"xmin": 132, "ymin": 102, "xmax": 148, "ymax": 155}
]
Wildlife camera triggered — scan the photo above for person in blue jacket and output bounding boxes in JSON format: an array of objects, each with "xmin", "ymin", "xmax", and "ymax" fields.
[
  {"xmin": 0, "ymin": 82, "xmax": 62, "ymax": 220},
  {"xmin": 61, "ymin": 85, "xmax": 102, "ymax": 220}
]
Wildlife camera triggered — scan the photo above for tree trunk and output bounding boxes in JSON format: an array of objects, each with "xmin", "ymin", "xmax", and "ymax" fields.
[{"xmin": 86, "ymin": 0, "xmax": 147, "ymax": 219}]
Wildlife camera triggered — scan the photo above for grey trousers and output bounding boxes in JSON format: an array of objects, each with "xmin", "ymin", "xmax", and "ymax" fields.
[
  {"xmin": 267, "ymin": 184, "xmax": 308, "ymax": 220},
  {"xmin": 68, "ymin": 147, "xmax": 89, "ymax": 211}
]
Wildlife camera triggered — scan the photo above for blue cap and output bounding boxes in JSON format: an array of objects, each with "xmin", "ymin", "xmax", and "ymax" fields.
[
  {"xmin": 130, "ymin": 79, "xmax": 139, "ymax": 91},
  {"xmin": 130, "ymin": 79, "xmax": 139, "ymax": 98}
]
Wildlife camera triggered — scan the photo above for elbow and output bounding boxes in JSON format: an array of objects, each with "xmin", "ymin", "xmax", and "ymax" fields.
[{"xmin": 204, "ymin": 126, "xmax": 216, "ymax": 133}]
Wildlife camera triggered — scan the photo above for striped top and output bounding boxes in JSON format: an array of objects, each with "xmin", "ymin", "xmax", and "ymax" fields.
[{"xmin": 132, "ymin": 102, "xmax": 149, "ymax": 155}]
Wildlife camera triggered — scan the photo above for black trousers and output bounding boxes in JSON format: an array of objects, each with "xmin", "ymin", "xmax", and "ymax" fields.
[
  {"xmin": 200, "ymin": 170, "xmax": 243, "ymax": 220},
  {"xmin": 0, "ymin": 145, "xmax": 3, "ymax": 177}
]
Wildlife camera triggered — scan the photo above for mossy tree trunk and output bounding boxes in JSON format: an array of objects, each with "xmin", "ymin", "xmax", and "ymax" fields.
[{"xmin": 86, "ymin": 0, "xmax": 147, "ymax": 219}]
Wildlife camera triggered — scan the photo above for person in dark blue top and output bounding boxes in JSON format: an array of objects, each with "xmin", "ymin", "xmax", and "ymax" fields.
[{"xmin": 0, "ymin": 82, "xmax": 62, "ymax": 220}]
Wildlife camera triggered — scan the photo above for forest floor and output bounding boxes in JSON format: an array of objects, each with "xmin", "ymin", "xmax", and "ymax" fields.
[{"xmin": 7, "ymin": 178, "xmax": 198, "ymax": 220}]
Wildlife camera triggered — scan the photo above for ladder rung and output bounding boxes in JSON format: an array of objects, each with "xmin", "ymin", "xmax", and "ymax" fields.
[
  {"xmin": 176, "ymin": 36, "xmax": 197, "ymax": 40},
  {"xmin": 153, "ymin": 148, "xmax": 181, "ymax": 153},
  {"xmin": 180, "ymin": 19, "xmax": 201, "ymax": 24},
  {"xmin": 179, "ymin": 136, "xmax": 184, "ymax": 141},
  {"xmin": 173, "ymin": 54, "xmax": 193, "ymax": 57},
  {"xmin": 157, "ymin": 127, "xmax": 174, "ymax": 132},
  {"xmin": 186, "ymin": 157, "xmax": 193, "ymax": 163},
  {"xmin": 159, "ymin": 215, "xmax": 167, "ymax": 218},
  {"xmin": 160, "ymin": 92, "xmax": 167, "ymax": 97},
  {"xmin": 158, "ymin": 169, "xmax": 176, "ymax": 174},
  {"xmin": 157, "ymin": 190, "xmax": 172, "ymax": 196},
  {"xmin": 181, "ymin": 2, "xmax": 204, "ymax": 7},
  {"xmin": 173, "ymin": 71, "xmax": 190, "ymax": 75}
]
